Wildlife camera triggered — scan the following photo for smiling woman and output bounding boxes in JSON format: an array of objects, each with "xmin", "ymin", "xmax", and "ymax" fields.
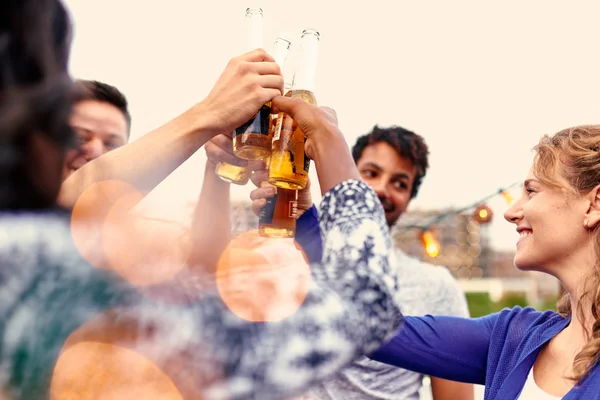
[
  {"xmin": 517, "ymin": 125, "xmax": 600, "ymax": 383},
  {"xmin": 368, "ymin": 124, "xmax": 600, "ymax": 399}
]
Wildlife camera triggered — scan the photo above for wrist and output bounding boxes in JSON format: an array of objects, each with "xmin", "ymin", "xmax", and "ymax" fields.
[
  {"xmin": 312, "ymin": 136, "xmax": 351, "ymax": 169},
  {"xmin": 206, "ymin": 158, "xmax": 218, "ymax": 170},
  {"xmin": 312, "ymin": 136, "xmax": 360, "ymax": 195},
  {"xmin": 204, "ymin": 159, "xmax": 230, "ymax": 186},
  {"xmin": 188, "ymin": 101, "xmax": 221, "ymax": 141}
]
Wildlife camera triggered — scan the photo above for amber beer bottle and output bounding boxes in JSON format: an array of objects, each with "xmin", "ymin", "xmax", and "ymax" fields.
[
  {"xmin": 214, "ymin": 8, "xmax": 264, "ymax": 183},
  {"xmin": 215, "ymin": 20, "xmax": 290, "ymax": 184},
  {"xmin": 214, "ymin": 161, "xmax": 250, "ymax": 185},
  {"xmin": 268, "ymin": 29, "xmax": 320, "ymax": 190},
  {"xmin": 258, "ymin": 106, "xmax": 299, "ymax": 238},
  {"xmin": 258, "ymin": 186, "xmax": 298, "ymax": 238},
  {"xmin": 233, "ymin": 12, "xmax": 291, "ymax": 160}
]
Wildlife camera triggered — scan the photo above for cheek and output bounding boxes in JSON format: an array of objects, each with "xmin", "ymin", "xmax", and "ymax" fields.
[
  {"xmin": 63, "ymin": 149, "xmax": 80, "ymax": 166},
  {"xmin": 392, "ymin": 192, "xmax": 411, "ymax": 211},
  {"xmin": 522, "ymin": 207, "xmax": 584, "ymax": 259}
]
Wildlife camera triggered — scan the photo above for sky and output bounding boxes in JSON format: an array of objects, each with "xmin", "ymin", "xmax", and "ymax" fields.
[{"xmin": 62, "ymin": 0, "xmax": 600, "ymax": 250}]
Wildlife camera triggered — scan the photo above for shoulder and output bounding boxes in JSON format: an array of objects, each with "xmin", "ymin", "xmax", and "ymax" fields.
[
  {"xmin": 0, "ymin": 210, "xmax": 74, "ymax": 266},
  {"xmin": 481, "ymin": 306, "xmax": 567, "ymax": 356},
  {"xmin": 492, "ymin": 306, "xmax": 564, "ymax": 329},
  {"xmin": 399, "ymin": 253, "xmax": 462, "ymax": 296},
  {"xmin": 0, "ymin": 210, "xmax": 131, "ymax": 305},
  {"xmin": 392, "ymin": 251, "xmax": 470, "ymax": 316}
]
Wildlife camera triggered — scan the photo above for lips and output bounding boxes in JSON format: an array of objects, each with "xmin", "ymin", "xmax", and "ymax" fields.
[
  {"xmin": 379, "ymin": 198, "xmax": 395, "ymax": 213},
  {"xmin": 516, "ymin": 227, "xmax": 532, "ymax": 243}
]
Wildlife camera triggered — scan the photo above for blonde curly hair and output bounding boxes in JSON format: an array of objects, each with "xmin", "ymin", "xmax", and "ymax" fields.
[{"xmin": 533, "ymin": 124, "xmax": 600, "ymax": 382}]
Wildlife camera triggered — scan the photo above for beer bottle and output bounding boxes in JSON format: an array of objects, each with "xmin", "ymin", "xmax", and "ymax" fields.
[
  {"xmin": 258, "ymin": 101, "xmax": 298, "ymax": 238},
  {"xmin": 268, "ymin": 29, "xmax": 320, "ymax": 190},
  {"xmin": 232, "ymin": 12, "xmax": 290, "ymax": 161},
  {"xmin": 214, "ymin": 160, "xmax": 250, "ymax": 185},
  {"xmin": 214, "ymin": 8, "xmax": 264, "ymax": 183},
  {"xmin": 258, "ymin": 185, "xmax": 298, "ymax": 238},
  {"xmin": 215, "ymin": 19, "xmax": 290, "ymax": 184}
]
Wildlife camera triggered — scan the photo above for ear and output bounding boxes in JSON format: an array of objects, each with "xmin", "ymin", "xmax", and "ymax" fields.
[{"xmin": 585, "ymin": 185, "xmax": 600, "ymax": 229}]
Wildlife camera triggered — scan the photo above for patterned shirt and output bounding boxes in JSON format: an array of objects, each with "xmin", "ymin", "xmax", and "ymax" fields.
[
  {"xmin": 304, "ymin": 250, "xmax": 470, "ymax": 399},
  {"xmin": 296, "ymin": 210, "xmax": 470, "ymax": 399},
  {"xmin": 0, "ymin": 180, "xmax": 403, "ymax": 400}
]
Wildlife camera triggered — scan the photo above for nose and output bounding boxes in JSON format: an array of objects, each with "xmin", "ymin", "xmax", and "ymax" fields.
[
  {"xmin": 81, "ymin": 137, "xmax": 105, "ymax": 161},
  {"xmin": 504, "ymin": 197, "xmax": 524, "ymax": 225},
  {"xmin": 369, "ymin": 178, "xmax": 391, "ymax": 200}
]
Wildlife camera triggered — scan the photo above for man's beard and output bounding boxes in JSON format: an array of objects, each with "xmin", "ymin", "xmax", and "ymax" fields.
[{"xmin": 379, "ymin": 196, "xmax": 399, "ymax": 228}]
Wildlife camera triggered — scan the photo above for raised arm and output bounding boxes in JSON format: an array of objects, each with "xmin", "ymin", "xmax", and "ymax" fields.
[
  {"xmin": 369, "ymin": 314, "xmax": 494, "ymax": 385},
  {"xmin": 57, "ymin": 48, "xmax": 283, "ymax": 208},
  {"xmin": 186, "ymin": 132, "xmax": 260, "ymax": 274},
  {"xmin": 7, "ymin": 97, "xmax": 404, "ymax": 400}
]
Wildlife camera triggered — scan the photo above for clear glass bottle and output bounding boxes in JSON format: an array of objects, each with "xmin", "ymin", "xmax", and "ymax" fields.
[{"xmin": 268, "ymin": 29, "xmax": 320, "ymax": 190}]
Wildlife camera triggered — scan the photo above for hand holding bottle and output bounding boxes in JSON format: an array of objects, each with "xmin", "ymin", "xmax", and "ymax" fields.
[
  {"xmin": 197, "ymin": 49, "xmax": 284, "ymax": 137},
  {"xmin": 205, "ymin": 133, "xmax": 248, "ymax": 169},
  {"xmin": 270, "ymin": 97, "xmax": 359, "ymax": 195},
  {"xmin": 249, "ymin": 170, "xmax": 313, "ymax": 218}
]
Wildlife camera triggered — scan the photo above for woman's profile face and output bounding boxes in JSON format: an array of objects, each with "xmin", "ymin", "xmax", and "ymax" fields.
[{"xmin": 504, "ymin": 166, "xmax": 592, "ymax": 274}]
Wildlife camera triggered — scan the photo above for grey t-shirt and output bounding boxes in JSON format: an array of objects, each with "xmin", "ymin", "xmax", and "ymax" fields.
[{"xmin": 304, "ymin": 248, "xmax": 470, "ymax": 400}]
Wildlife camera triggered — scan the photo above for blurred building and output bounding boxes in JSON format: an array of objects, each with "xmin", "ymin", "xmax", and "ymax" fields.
[
  {"xmin": 393, "ymin": 210, "xmax": 493, "ymax": 279},
  {"xmin": 393, "ymin": 208, "xmax": 560, "ymax": 299}
]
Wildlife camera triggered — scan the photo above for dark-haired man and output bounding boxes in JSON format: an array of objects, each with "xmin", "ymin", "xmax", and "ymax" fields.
[
  {"xmin": 62, "ymin": 79, "xmax": 131, "ymax": 180},
  {"xmin": 250, "ymin": 125, "xmax": 473, "ymax": 400}
]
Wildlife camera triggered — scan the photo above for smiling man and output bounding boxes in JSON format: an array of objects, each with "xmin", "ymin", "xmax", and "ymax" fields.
[
  {"xmin": 62, "ymin": 80, "xmax": 130, "ymax": 180},
  {"xmin": 252, "ymin": 125, "xmax": 474, "ymax": 400}
]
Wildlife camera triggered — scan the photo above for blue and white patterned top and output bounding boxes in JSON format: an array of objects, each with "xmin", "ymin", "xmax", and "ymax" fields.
[{"xmin": 0, "ymin": 180, "xmax": 403, "ymax": 400}]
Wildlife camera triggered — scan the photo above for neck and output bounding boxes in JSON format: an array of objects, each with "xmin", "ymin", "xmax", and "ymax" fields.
[
  {"xmin": 565, "ymin": 293, "xmax": 592, "ymax": 342},
  {"xmin": 560, "ymin": 263, "xmax": 596, "ymax": 342}
]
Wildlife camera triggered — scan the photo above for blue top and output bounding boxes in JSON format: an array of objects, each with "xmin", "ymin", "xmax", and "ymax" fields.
[
  {"xmin": 371, "ymin": 308, "xmax": 600, "ymax": 399},
  {"xmin": 295, "ymin": 205, "xmax": 600, "ymax": 399},
  {"xmin": 295, "ymin": 205, "xmax": 323, "ymax": 263}
]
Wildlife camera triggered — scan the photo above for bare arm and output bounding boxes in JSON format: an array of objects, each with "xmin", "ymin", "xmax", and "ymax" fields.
[
  {"xmin": 58, "ymin": 106, "xmax": 216, "ymax": 208},
  {"xmin": 186, "ymin": 159, "xmax": 232, "ymax": 274},
  {"xmin": 57, "ymin": 48, "xmax": 284, "ymax": 208},
  {"xmin": 431, "ymin": 377, "xmax": 474, "ymax": 400},
  {"xmin": 186, "ymin": 130, "xmax": 268, "ymax": 273}
]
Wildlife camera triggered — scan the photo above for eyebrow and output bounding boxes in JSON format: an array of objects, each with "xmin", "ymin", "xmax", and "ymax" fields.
[
  {"xmin": 523, "ymin": 179, "xmax": 540, "ymax": 187},
  {"xmin": 106, "ymin": 133, "xmax": 127, "ymax": 142},
  {"xmin": 361, "ymin": 162, "xmax": 411, "ymax": 180},
  {"xmin": 71, "ymin": 124, "xmax": 126, "ymax": 142},
  {"xmin": 361, "ymin": 162, "xmax": 383, "ymax": 172}
]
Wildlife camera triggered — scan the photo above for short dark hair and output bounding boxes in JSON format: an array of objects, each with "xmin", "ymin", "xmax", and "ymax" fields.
[
  {"xmin": 352, "ymin": 125, "xmax": 430, "ymax": 199},
  {"xmin": 74, "ymin": 79, "xmax": 131, "ymax": 131}
]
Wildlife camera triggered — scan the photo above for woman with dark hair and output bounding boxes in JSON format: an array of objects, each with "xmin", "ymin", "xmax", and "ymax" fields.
[{"xmin": 0, "ymin": 1, "xmax": 400, "ymax": 399}]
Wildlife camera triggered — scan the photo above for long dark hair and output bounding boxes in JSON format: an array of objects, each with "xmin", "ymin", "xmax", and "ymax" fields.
[{"xmin": 0, "ymin": 0, "xmax": 75, "ymax": 209}]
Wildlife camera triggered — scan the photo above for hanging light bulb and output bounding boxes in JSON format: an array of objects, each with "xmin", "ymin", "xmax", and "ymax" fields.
[
  {"xmin": 500, "ymin": 189, "xmax": 514, "ymax": 205},
  {"xmin": 473, "ymin": 203, "xmax": 493, "ymax": 224},
  {"xmin": 420, "ymin": 229, "xmax": 440, "ymax": 258}
]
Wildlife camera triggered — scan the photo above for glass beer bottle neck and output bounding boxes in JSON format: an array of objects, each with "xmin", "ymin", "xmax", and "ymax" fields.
[
  {"xmin": 292, "ymin": 29, "xmax": 319, "ymax": 92},
  {"xmin": 271, "ymin": 37, "xmax": 291, "ymax": 67},
  {"xmin": 246, "ymin": 8, "xmax": 263, "ymax": 50}
]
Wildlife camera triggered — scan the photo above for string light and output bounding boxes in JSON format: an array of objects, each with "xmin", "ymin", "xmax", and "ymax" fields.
[
  {"xmin": 398, "ymin": 182, "xmax": 520, "ymax": 255},
  {"xmin": 500, "ymin": 189, "xmax": 514, "ymax": 205},
  {"xmin": 420, "ymin": 229, "xmax": 440, "ymax": 258},
  {"xmin": 473, "ymin": 204, "xmax": 493, "ymax": 224}
]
